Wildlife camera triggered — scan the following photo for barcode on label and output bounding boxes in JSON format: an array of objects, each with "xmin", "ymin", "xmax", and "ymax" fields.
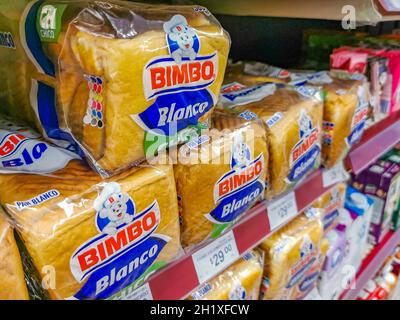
[
  {"xmin": 192, "ymin": 230, "xmax": 239, "ymax": 284},
  {"xmin": 267, "ymin": 192, "xmax": 298, "ymax": 230}
]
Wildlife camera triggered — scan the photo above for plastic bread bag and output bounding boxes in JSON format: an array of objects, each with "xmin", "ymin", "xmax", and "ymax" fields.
[
  {"xmin": 188, "ymin": 249, "xmax": 264, "ymax": 300},
  {"xmin": 0, "ymin": 0, "xmax": 40, "ymax": 129},
  {"xmin": 292, "ymin": 232, "xmax": 330, "ymax": 300},
  {"xmin": 258, "ymin": 209, "xmax": 324, "ymax": 300},
  {"xmin": 174, "ymin": 111, "xmax": 268, "ymax": 247},
  {"xmin": 0, "ymin": 208, "xmax": 29, "ymax": 300},
  {"xmin": 218, "ymin": 82, "xmax": 323, "ymax": 198},
  {"xmin": 312, "ymin": 183, "xmax": 347, "ymax": 233},
  {"xmin": 0, "ymin": 120, "xmax": 181, "ymax": 300},
  {"xmin": 223, "ymin": 60, "xmax": 290, "ymax": 86},
  {"xmin": 288, "ymin": 71, "xmax": 369, "ymax": 168},
  {"xmin": 0, "ymin": 1, "xmax": 231, "ymax": 176},
  {"xmin": 221, "ymin": 61, "xmax": 367, "ymax": 169}
]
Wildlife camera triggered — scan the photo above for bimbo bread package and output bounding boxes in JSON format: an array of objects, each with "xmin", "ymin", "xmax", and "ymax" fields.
[
  {"xmin": 0, "ymin": 119, "xmax": 181, "ymax": 300},
  {"xmin": 258, "ymin": 211, "xmax": 324, "ymax": 300},
  {"xmin": 218, "ymin": 82, "xmax": 323, "ymax": 197},
  {"xmin": 0, "ymin": 0, "xmax": 39, "ymax": 129},
  {"xmin": 0, "ymin": 210, "xmax": 29, "ymax": 300},
  {"xmin": 290, "ymin": 71, "xmax": 369, "ymax": 169},
  {"xmin": 0, "ymin": 0, "xmax": 230, "ymax": 175},
  {"xmin": 174, "ymin": 112, "xmax": 268, "ymax": 247},
  {"xmin": 188, "ymin": 250, "xmax": 264, "ymax": 300},
  {"xmin": 219, "ymin": 61, "xmax": 368, "ymax": 169}
]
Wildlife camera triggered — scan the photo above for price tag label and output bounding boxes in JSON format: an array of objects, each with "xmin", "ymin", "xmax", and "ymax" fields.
[
  {"xmin": 323, "ymin": 162, "xmax": 345, "ymax": 187},
  {"xmin": 125, "ymin": 283, "xmax": 153, "ymax": 300},
  {"xmin": 192, "ymin": 230, "xmax": 239, "ymax": 284},
  {"xmin": 267, "ymin": 191, "xmax": 298, "ymax": 230}
]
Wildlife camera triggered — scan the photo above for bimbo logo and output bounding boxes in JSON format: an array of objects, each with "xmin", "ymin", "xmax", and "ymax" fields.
[
  {"xmin": 143, "ymin": 15, "xmax": 217, "ymax": 101},
  {"xmin": 0, "ymin": 133, "xmax": 27, "ymax": 157},
  {"xmin": 221, "ymin": 82, "xmax": 246, "ymax": 94},
  {"xmin": 70, "ymin": 183, "xmax": 166, "ymax": 286},
  {"xmin": 347, "ymin": 96, "xmax": 368, "ymax": 147},
  {"xmin": 286, "ymin": 236, "xmax": 317, "ymax": 289},
  {"xmin": 214, "ymin": 141, "xmax": 263, "ymax": 203},
  {"xmin": 299, "ymin": 272, "xmax": 319, "ymax": 293},
  {"xmin": 0, "ymin": 125, "xmax": 79, "ymax": 174},
  {"xmin": 290, "ymin": 110, "xmax": 319, "ymax": 165},
  {"xmin": 206, "ymin": 137, "xmax": 264, "ymax": 226},
  {"xmin": 351, "ymin": 107, "xmax": 368, "ymax": 129}
]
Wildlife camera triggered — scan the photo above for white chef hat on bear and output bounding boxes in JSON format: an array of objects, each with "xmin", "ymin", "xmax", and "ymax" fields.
[
  {"xmin": 93, "ymin": 182, "xmax": 121, "ymax": 211},
  {"xmin": 104, "ymin": 194, "xmax": 121, "ymax": 209},
  {"xmin": 163, "ymin": 14, "xmax": 188, "ymax": 34}
]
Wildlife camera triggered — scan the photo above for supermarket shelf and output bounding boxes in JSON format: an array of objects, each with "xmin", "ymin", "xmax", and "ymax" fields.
[
  {"xmin": 195, "ymin": 0, "xmax": 400, "ymax": 24},
  {"xmin": 339, "ymin": 228, "xmax": 400, "ymax": 300},
  {"xmin": 142, "ymin": 169, "xmax": 338, "ymax": 300},
  {"xmin": 345, "ymin": 111, "xmax": 400, "ymax": 175},
  {"xmin": 134, "ymin": 109, "xmax": 400, "ymax": 300}
]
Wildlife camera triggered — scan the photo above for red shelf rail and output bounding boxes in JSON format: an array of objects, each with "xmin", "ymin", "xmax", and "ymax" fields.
[
  {"xmin": 133, "ymin": 114, "xmax": 400, "ymax": 300},
  {"xmin": 339, "ymin": 229, "xmax": 400, "ymax": 300},
  {"xmin": 345, "ymin": 112, "xmax": 400, "ymax": 175},
  {"xmin": 143, "ymin": 169, "xmax": 335, "ymax": 300}
]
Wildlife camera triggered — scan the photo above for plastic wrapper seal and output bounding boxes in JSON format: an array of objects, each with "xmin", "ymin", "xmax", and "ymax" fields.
[
  {"xmin": 188, "ymin": 249, "xmax": 264, "ymax": 300},
  {"xmin": 0, "ymin": 0, "xmax": 230, "ymax": 176},
  {"xmin": 174, "ymin": 111, "xmax": 268, "ymax": 247},
  {"xmin": 0, "ymin": 120, "xmax": 182, "ymax": 300},
  {"xmin": 217, "ymin": 81, "xmax": 323, "ymax": 198},
  {"xmin": 0, "ymin": 208, "xmax": 29, "ymax": 300},
  {"xmin": 258, "ymin": 210, "xmax": 325, "ymax": 300}
]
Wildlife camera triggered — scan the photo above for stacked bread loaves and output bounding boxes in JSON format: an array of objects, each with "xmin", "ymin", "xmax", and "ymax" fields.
[
  {"xmin": 0, "ymin": 0, "xmax": 231, "ymax": 175},
  {"xmin": 175, "ymin": 112, "xmax": 268, "ymax": 247}
]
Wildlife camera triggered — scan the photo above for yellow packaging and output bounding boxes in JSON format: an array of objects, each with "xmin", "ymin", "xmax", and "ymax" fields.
[
  {"xmin": 288, "ymin": 71, "xmax": 369, "ymax": 168},
  {"xmin": 0, "ymin": 120, "xmax": 181, "ymax": 300},
  {"xmin": 0, "ymin": 211, "xmax": 29, "ymax": 300},
  {"xmin": 188, "ymin": 250, "xmax": 264, "ymax": 300},
  {"xmin": 258, "ymin": 212, "xmax": 324, "ymax": 300},
  {"xmin": 218, "ymin": 82, "xmax": 323, "ymax": 197},
  {"xmin": 0, "ymin": 0, "xmax": 38, "ymax": 128},
  {"xmin": 0, "ymin": 161, "xmax": 181, "ymax": 300},
  {"xmin": 302, "ymin": 73, "xmax": 368, "ymax": 168},
  {"xmin": 174, "ymin": 112, "xmax": 268, "ymax": 247},
  {"xmin": 221, "ymin": 62, "xmax": 368, "ymax": 169},
  {"xmin": 0, "ymin": 1, "xmax": 230, "ymax": 175},
  {"xmin": 292, "ymin": 235, "xmax": 330, "ymax": 300}
]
